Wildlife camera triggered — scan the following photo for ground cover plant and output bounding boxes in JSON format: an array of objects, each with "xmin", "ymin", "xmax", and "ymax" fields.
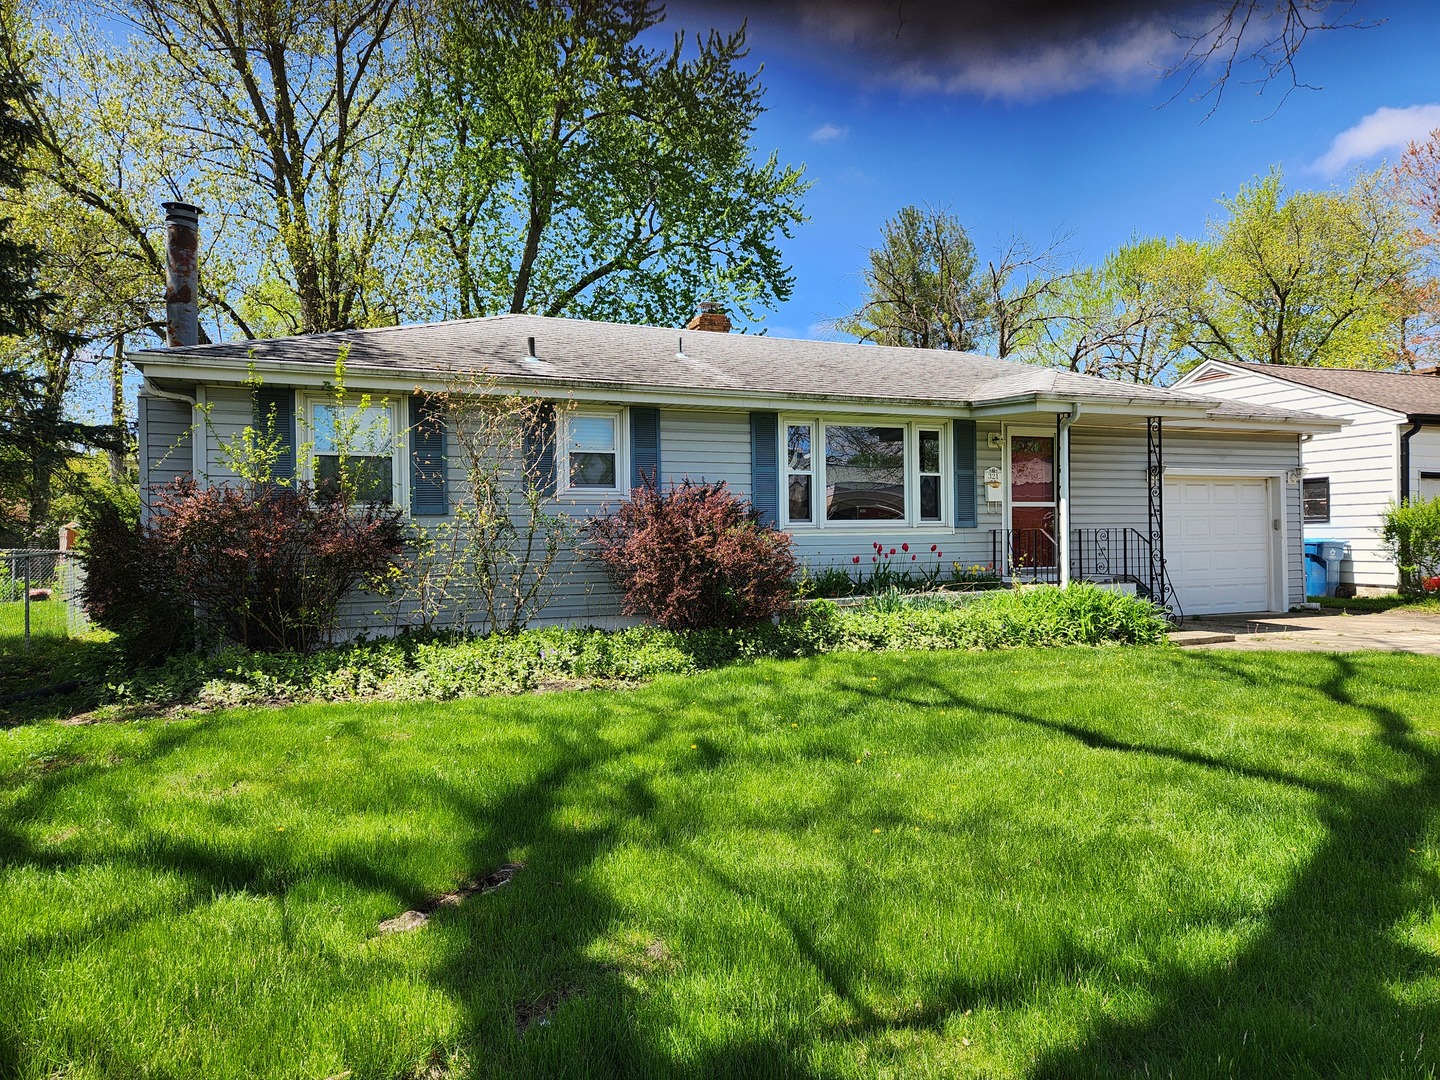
[
  {"xmin": 1, "ymin": 648, "xmax": 1438, "ymax": 1078},
  {"xmin": 0, "ymin": 585, "xmax": 1169, "ymax": 724}
]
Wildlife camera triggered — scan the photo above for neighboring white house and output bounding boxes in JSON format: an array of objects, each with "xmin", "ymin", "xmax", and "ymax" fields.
[
  {"xmin": 131, "ymin": 313, "xmax": 1340, "ymax": 623},
  {"xmin": 1175, "ymin": 360, "xmax": 1440, "ymax": 592}
]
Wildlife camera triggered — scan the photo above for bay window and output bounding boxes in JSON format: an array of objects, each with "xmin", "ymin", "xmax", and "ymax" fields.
[{"xmin": 780, "ymin": 419, "xmax": 949, "ymax": 528}]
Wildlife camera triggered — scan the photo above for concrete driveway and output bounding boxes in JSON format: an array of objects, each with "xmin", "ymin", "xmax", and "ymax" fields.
[{"xmin": 1171, "ymin": 608, "xmax": 1440, "ymax": 655}]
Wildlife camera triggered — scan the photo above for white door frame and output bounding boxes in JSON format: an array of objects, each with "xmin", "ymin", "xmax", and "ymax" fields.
[{"xmin": 1002, "ymin": 425, "xmax": 1060, "ymax": 577}]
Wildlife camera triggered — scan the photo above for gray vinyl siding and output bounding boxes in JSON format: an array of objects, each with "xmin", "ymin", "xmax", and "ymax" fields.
[
  {"xmin": 1181, "ymin": 366, "xmax": 1403, "ymax": 588},
  {"xmin": 138, "ymin": 392, "xmax": 195, "ymax": 518},
  {"xmin": 202, "ymin": 383, "xmax": 259, "ymax": 486},
  {"xmin": 659, "ymin": 408, "xmax": 751, "ymax": 496}
]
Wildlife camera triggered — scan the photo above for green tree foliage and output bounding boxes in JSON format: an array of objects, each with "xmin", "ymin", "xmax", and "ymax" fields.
[
  {"xmin": 1034, "ymin": 236, "xmax": 1208, "ymax": 384},
  {"xmin": 419, "ymin": 0, "xmax": 807, "ymax": 326},
  {"xmin": 1191, "ymin": 168, "xmax": 1420, "ymax": 369},
  {"xmin": 835, "ymin": 204, "xmax": 986, "ymax": 351},
  {"xmin": 0, "ymin": 23, "xmax": 45, "ymax": 337}
]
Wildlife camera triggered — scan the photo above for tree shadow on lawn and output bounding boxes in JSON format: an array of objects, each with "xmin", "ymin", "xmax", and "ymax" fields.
[
  {"xmin": 419, "ymin": 688, "xmax": 852, "ymax": 1080},
  {"xmin": 886, "ymin": 650, "xmax": 1440, "ymax": 1078},
  {"xmin": 1, "ymin": 687, "xmax": 848, "ymax": 1079}
]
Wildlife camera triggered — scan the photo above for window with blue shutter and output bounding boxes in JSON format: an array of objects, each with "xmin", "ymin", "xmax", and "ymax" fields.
[
  {"xmin": 953, "ymin": 419, "xmax": 977, "ymax": 529},
  {"xmin": 409, "ymin": 393, "xmax": 449, "ymax": 515},
  {"xmin": 750, "ymin": 411, "xmax": 779, "ymax": 527},
  {"xmin": 252, "ymin": 386, "xmax": 295, "ymax": 482},
  {"xmin": 630, "ymin": 406, "xmax": 660, "ymax": 490}
]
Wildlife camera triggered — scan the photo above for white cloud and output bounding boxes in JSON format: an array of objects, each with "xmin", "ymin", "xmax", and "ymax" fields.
[
  {"xmin": 1312, "ymin": 104, "xmax": 1440, "ymax": 175},
  {"xmin": 810, "ymin": 122, "xmax": 849, "ymax": 142}
]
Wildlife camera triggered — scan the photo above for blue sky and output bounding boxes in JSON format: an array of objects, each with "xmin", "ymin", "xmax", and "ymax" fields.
[{"xmin": 664, "ymin": 1, "xmax": 1440, "ymax": 340}]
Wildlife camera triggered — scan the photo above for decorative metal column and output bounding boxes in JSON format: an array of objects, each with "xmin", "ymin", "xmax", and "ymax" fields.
[{"xmin": 1146, "ymin": 417, "xmax": 1167, "ymax": 609}]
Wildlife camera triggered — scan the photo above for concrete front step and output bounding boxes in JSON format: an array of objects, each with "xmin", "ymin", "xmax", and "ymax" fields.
[{"xmin": 1168, "ymin": 630, "xmax": 1237, "ymax": 647}]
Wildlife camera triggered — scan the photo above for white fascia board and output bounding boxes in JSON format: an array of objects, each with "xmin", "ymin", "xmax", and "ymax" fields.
[{"xmin": 968, "ymin": 394, "xmax": 1211, "ymax": 420}]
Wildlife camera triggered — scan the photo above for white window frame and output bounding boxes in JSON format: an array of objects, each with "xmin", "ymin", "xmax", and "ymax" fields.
[
  {"xmin": 300, "ymin": 392, "xmax": 406, "ymax": 508},
  {"xmin": 779, "ymin": 417, "xmax": 951, "ymax": 531},
  {"xmin": 559, "ymin": 406, "xmax": 628, "ymax": 498}
]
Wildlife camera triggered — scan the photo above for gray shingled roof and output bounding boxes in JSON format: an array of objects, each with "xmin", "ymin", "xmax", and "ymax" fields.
[
  {"xmin": 1221, "ymin": 361, "xmax": 1440, "ymax": 417},
  {"xmin": 133, "ymin": 313, "xmax": 1317, "ymax": 422}
]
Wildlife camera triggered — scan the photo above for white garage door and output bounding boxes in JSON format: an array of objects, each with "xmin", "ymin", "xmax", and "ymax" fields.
[{"xmin": 1165, "ymin": 477, "xmax": 1273, "ymax": 616}]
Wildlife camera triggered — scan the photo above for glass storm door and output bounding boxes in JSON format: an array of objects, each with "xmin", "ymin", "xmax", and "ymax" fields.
[{"xmin": 1008, "ymin": 433, "xmax": 1057, "ymax": 574}]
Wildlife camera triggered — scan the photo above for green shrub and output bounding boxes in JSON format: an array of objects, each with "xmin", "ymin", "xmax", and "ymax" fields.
[
  {"xmin": 1380, "ymin": 497, "xmax": 1440, "ymax": 597},
  {"xmin": 83, "ymin": 584, "xmax": 1168, "ymax": 718}
]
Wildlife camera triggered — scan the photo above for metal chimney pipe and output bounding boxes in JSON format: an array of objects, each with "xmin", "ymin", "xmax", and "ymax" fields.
[{"xmin": 161, "ymin": 201, "xmax": 202, "ymax": 347}]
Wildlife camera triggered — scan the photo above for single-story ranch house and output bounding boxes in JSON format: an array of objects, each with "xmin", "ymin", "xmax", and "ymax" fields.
[
  {"xmin": 131, "ymin": 308, "xmax": 1341, "ymax": 624},
  {"xmin": 1175, "ymin": 359, "xmax": 1440, "ymax": 592}
]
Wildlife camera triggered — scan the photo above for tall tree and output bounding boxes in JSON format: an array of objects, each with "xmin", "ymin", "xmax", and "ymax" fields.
[
  {"xmin": 975, "ymin": 231, "xmax": 1073, "ymax": 358},
  {"xmin": 419, "ymin": 0, "xmax": 807, "ymax": 326},
  {"xmin": 1191, "ymin": 167, "xmax": 1420, "ymax": 369},
  {"xmin": 1034, "ymin": 237, "xmax": 1209, "ymax": 384},
  {"xmin": 1394, "ymin": 129, "xmax": 1440, "ymax": 364},
  {"xmin": 835, "ymin": 204, "xmax": 986, "ymax": 351}
]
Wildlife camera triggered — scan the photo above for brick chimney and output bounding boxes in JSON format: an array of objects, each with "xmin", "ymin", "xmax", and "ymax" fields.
[
  {"xmin": 162, "ymin": 201, "xmax": 202, "ymax": 347},
  {"xmin": 685, "ymin": 301, "xmax": 731, "ymax": 333}
]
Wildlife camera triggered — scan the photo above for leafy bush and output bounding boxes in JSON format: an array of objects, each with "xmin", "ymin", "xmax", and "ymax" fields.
[
  {"xmin": 79, "ymin": 584, "xmax": 1168, "ymax": 718},
  {"xmin": 77, "ymin": 496, "xmax": 194, "ymax": 664},
  {"xmin": 1380, "ymin": 497, "xmax": 1440, "ymax": 596},
  {"xmin": 588, "ymin": 479, "xmax": 797, "ymax": 630},
  {"xmin": 150, "ymin": 478, "xmax": 406, "ymax": 652}
]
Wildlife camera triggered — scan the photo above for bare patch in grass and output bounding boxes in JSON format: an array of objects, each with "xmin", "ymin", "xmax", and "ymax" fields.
[{"xmin": 514, "ymin": 984, "xmax": 582, "ymax": 1036}]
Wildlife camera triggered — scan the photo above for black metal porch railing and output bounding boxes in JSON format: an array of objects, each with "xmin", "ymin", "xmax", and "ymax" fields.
[{"xmin": 990, "ymin": 528, "xmax": 1177, "ymax": 614}]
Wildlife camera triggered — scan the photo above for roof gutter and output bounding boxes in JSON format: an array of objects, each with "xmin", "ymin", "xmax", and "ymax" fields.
[{"xmin": 1399, "ymin": 417, "xmax": 1436, "ymax": 502}]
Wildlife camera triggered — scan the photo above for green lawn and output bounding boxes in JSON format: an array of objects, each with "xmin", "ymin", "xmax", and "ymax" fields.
[
  {"xmin": 2, "ymin": 648, "xmax": 1438, "ymax": 1078},
  {"xmin": 1311, "ymin": 593, "xmax": 1440, "ymax": 614},
  {"xmin": 0, "ymin": 597, "xmax": 72, "ymax": 642}
]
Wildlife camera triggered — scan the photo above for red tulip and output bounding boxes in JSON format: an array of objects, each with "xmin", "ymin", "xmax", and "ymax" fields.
[
  {"xmin": 889, "ymin": 548, "xmax": 896, "ymax": 555},
  {"xmin": 852, "ymin": 555, "xmax": 861, "ymax": 564},
  {"xmin": 930, "ymin": 544, "xmax": 937, "ymax": 552},
  {"xmin": 901, "ymin": 543, "xmax": 909, "ymax": 552}
]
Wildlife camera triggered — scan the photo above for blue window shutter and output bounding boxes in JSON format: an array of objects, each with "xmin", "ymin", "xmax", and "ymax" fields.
[
  {"xmin": 524, "ymin": 402, "xmax": 557, "ymax": 497},
  {"xmin": 409, "ymin": 394, "xmax": 449, "ymax": 515},
  {"xmin": 630, "ymin": 406, "xmax": 660, "ymax": 490},
  {"xmin": 953, "ymin": 419, "xmax": 977, "ymax": 529},
  {"xmin": 750, "ymin": 411, "xmax": 779, "ymax": 527},
  {"xmin": 252, "ymin": 386, "xmax": 295, "ymax": 482}
]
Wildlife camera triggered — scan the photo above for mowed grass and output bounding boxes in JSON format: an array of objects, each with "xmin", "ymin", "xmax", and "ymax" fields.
[
  {"xmin": 0, "ymin": 598, "xmax": 71, "ymax": 642},
  {"xmin": 2, "ymin": 648, "xmax": 1439, "ymax": 1079}
]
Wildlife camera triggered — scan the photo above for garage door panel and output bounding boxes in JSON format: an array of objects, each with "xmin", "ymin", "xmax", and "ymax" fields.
[{"xmin": 1165, "ymin": 477, "xmax": 1272, "ymax": 616}]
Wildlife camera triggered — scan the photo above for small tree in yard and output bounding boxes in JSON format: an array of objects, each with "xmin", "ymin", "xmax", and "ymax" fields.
[
  {"xmin": 403, "ymin": 381, "xmax": 577, "ymax": 634},
  {"xmin": 1380, "ymin": 497, "xmax": 1440, "ymax": 597},
  {"xmin": 588, "ymin": 479, "xmax": 797, "ymax": 631}
]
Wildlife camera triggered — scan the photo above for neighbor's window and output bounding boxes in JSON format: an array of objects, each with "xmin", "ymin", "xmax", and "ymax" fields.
[
  {"xmin": 825, "ymin": 425, "xmax": 905, "ymax": 521},
  {"xmin": 1303, "ymin": 476, "xmax": 1330, "ymax": 523},
  {"xmin": 313, "ymin": 401, "xmax": 396, "ymax": 504},
  {"xmin": 787, "ymin": 423, "xmax": 813, "ymax": 522},
  {"xmin": 566, "ymin": 412, "xmax": 620, "ymax": 490},
  {"xmin": 918, "ymin": 428, "xmax": 943, "ymax": 522}
]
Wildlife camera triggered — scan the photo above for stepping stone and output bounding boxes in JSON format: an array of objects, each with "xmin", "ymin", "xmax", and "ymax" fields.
[{"xmin": 1168, "ymin": 630, "xmax": 1236, "ymax": 646}]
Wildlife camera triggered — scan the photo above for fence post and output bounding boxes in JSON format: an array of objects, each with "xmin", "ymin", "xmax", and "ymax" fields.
[{"xmin": 23, "ymin": 551, "xmax": 31, "ymax": 650}]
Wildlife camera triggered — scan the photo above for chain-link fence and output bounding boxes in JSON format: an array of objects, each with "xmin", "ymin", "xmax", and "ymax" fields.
[{"xmin": 0, "ymin": 549, "xmax": 89, "ymax": 646}]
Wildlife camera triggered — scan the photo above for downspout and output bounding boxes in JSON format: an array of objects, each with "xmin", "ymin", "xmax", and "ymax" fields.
[
  {"xmin": 1400, "ymin": 419, "xmax": 1424, "ymax": 503},
  {"xmin": 1058, "ymin": 403, "xmax": 1081, "ymax": 586}
]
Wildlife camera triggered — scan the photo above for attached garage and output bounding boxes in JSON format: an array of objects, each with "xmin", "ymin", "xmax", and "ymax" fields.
[{"xmin": 1165, "ymin": 475, "xmax": 1278, "ymax": 616}]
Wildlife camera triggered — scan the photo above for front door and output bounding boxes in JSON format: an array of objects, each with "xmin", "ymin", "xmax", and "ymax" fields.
[{"xmin": 1007, "ymin": 432, "xmax": 1057, "ymax": 575}]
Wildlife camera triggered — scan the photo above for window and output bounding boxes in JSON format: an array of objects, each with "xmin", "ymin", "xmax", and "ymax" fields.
[
  {"xmin": 563, "ymin": 410, "xmax": 622, "ymax": 492},
  {"xmin": 787, "ymin": 423, "xmax": 813, "ymax": 521},
  {"xmin": 1303, "ymin": 476, "xmax": 1330, "ymax": 523},
  {"xmin": 312, "ymin": 400, "xmax": 397, "ymax": 505},
  {"xmin": 780, "ymin": 420, "xmax": 947, "ymax": 528},
  {"xmin": 918, "ymin": 429, "xmax": 942, "ymax": 522},
  {"xmin": 826, "ymin": 425, "xmax": 905, "ymax": 520}
]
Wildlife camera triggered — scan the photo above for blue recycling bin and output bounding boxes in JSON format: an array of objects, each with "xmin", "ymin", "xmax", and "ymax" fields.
[
  {"xmin": 1304, "ymin": 540, "xmax": 1326, "ymax": 598},
  {"xmin": 1320, "ymin": 540, "xmax": 1349, "ymax": 598},
  {"xmin": 1305, "ymin": 539, "xmax": 1351, "ymax": 598}
]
